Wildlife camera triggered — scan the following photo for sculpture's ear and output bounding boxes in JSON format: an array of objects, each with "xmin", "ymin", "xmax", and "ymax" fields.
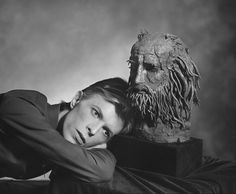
[{"xmin": 70, "ymin": 91, "xmax": 83, "ymax": 109}]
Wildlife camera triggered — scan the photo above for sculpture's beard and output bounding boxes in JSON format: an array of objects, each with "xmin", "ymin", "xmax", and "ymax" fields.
[
  {"xmin": 128, "ymin": 80, "xmax": 191, "ymax": 128},
  {"xmin": 127, "ymin": 84, "xmax": 159, "ymax": 127}
]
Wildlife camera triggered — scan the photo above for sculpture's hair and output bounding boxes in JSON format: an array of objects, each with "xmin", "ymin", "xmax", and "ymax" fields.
[{"xmin": 128, "ymin": 32, "xmax": 200, "ymax": 128}]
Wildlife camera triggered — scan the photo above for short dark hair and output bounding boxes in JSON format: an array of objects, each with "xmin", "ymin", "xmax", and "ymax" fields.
[{"xmin": 82, "ymin": 77, "xmax": 133, "ymax": 135}]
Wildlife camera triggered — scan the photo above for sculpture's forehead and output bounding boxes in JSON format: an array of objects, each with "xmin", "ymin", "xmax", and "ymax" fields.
[{"xmin": 131, "ymin": 34, "xmax": 174, "ymax": 63}]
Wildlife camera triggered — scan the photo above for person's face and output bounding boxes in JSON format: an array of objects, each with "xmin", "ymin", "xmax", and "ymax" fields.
[{"xmin": 62, "ymin": 94, "xmax": 124, "ymax": 148}]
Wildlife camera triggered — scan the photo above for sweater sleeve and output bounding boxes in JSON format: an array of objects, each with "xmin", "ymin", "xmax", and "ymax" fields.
[{"xmin": 0, "ymin": 94, "xmax": 116, "ymax": 183}]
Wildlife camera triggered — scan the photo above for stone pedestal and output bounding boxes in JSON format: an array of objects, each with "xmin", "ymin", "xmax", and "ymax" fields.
[{"xmin": 108, "ymin": 135, "xmax": 203, "ymax": 177}]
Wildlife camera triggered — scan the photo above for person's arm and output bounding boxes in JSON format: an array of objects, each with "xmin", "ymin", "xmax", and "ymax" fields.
[{"xmin": 0, "ymin": 95, "xmax": 116, "ymax": 183}]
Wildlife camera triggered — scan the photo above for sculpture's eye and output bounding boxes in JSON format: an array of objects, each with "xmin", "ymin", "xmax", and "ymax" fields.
[{"xmin": 143, "ymin": 63, "xmax": 157, "ymax": 72}]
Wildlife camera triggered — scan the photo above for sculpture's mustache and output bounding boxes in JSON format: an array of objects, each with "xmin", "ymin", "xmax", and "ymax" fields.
[{"xmin": 127, "ymin": 84, "xmax": 153, "ymax": 94}]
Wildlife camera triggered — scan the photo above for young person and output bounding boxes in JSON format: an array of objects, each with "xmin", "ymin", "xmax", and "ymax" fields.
[{"xmin": 0, "ymin": 77, "xmax": 133, "ymax": 183}]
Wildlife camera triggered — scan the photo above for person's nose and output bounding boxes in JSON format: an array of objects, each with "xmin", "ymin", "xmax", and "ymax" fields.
[{"xmin": 87, "ymin": 121, "xmax": 104, "ymax": 137}]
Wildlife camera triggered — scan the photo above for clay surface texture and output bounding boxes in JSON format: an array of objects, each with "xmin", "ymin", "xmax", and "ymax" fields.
[{"xmin": 127, "ymin": 32, "xmax": 200, "ymax": 143}]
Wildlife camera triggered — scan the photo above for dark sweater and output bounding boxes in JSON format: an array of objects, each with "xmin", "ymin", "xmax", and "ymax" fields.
[{"xmin": 0, "ymin": 90, "xmax": 116, "ymax": 182}]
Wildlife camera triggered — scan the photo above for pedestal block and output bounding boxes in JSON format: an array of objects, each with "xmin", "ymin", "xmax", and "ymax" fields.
[{"xmin": 108, "ymin": 135, "xmax": 203, "ymax": 177}]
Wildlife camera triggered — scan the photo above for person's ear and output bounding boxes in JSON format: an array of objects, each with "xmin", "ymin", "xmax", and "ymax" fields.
[{"xmin": 70, "ymin": 91, "xmax": 83, "ymax": 109}]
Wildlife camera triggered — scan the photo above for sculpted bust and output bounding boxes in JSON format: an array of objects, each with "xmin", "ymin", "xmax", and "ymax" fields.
[{"xmin": 127, "ymin": 32, "xmax": 200, "ymax": 143}]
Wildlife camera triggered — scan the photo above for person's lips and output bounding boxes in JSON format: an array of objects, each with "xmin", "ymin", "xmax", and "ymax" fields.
[{"xmin": 75, "ymin": 129, "xmax": 86, "ymax": 144}]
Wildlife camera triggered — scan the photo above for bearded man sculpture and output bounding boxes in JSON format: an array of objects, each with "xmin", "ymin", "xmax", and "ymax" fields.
[{"xmin": 127, "ymin": 32, "xmax": 200, "ymax": 143}]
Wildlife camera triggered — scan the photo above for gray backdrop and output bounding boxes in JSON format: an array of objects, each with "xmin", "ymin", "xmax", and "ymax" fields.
[{"xmin": 0, "ymin": 0, "xmax": 235, "ymax": 160}]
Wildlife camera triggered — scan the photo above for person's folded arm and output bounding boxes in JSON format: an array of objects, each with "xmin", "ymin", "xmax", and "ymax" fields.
[{"xmin": 0, "ymin": 96, "xmax": 116, "ymax": 183}]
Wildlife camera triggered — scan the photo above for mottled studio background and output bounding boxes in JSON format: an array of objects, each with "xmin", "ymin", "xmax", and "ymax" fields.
[{"xmin": 0, "ymin": 0, "xmax": 236, "ymax": 161}]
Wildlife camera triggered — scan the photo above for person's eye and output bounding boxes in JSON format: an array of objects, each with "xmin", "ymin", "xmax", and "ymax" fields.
[
  {"xmin": 92, "ymin": 108, "xmax": 100, "ymax": 118},
  {"xmin": 103, "ymin": 129, "xmax": 111, "ymax": 138}
]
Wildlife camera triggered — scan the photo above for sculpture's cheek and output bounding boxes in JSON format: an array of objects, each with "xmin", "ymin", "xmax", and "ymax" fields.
[
  {"xmin": 146, "ymin": 70, "xmax": 168, "ymax": 90},
  {"xmin": 146, "ymin": 71, "xmax": 159, "ymax": 83}
]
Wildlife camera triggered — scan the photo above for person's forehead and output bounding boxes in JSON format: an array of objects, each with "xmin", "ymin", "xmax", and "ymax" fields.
[{"xmin": 85, "ymin": 93, "xmax": 116, "ymax": 105}]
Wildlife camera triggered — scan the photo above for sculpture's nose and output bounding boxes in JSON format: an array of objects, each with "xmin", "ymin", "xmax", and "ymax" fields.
[
  {"xmin": 135, "ymin": 64, "xmax": 146, "ymax": 83},
  {"xmin": 128, "ymin": 83, "xmax": 149, "ymax": 94}
]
